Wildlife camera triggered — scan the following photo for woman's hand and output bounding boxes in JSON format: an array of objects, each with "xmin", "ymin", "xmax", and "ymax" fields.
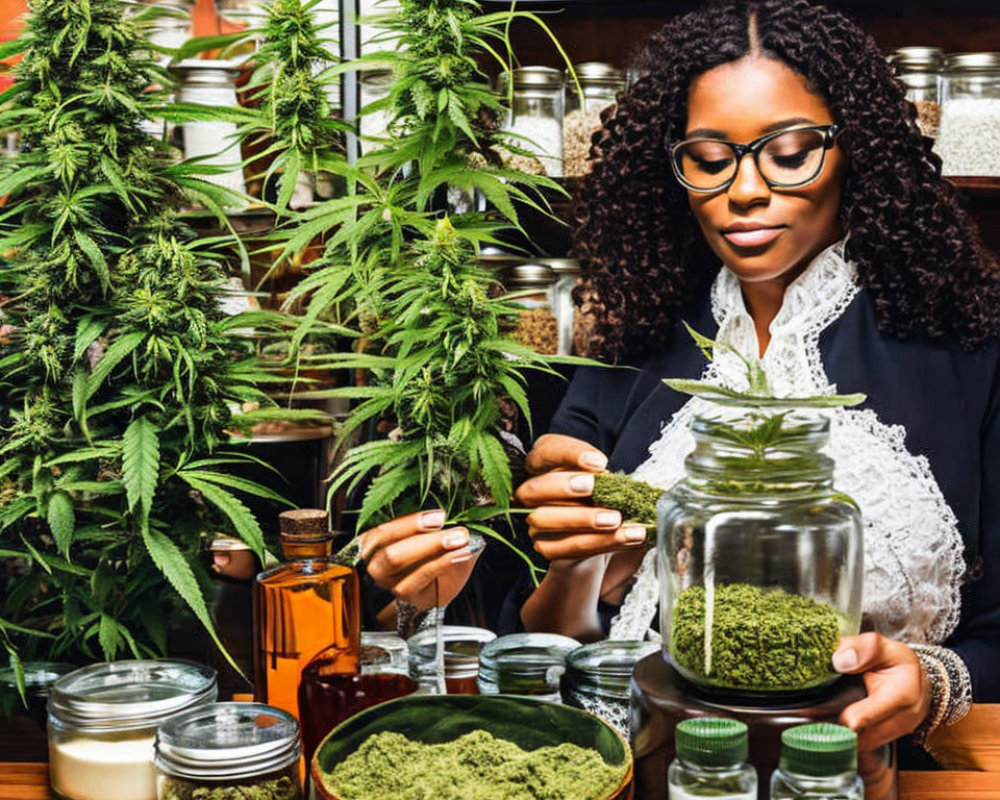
[
  {"xmin": 833, "ymin": 632, "xmax": 931, "ymax": 751},
  {"xmin": 360, "ymin": 510, "xmax": 481, "ymax": 611},
  {"xmin": 515, "ymin": 433, "xmax": 649, "ymax": 561}
]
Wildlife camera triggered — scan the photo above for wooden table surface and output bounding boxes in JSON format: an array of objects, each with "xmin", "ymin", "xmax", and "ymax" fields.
[{"xmin": 2, "ymin": 763, "xmax": 1000, "ymax": 800}]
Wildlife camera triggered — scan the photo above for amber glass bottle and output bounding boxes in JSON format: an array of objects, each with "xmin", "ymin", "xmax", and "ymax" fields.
[{"xmin": 253, "ymin": 509, "xmax": 359, "ymax": 720}]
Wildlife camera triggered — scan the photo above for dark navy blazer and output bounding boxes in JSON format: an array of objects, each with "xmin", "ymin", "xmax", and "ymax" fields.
[{"xmin": 549, "ymin": 289, "xmax": 1000, "ymax": 702}]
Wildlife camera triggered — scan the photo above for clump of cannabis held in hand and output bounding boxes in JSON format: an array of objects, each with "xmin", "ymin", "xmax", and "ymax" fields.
[{"xmin": 591, "ymin": 472, "xmax": 662, "ymax": 534}]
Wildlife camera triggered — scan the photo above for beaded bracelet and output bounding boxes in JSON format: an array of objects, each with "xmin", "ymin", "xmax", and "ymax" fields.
[{"xmin": 910, "ymin": 644, "xmax": 972, "ymax": 746}]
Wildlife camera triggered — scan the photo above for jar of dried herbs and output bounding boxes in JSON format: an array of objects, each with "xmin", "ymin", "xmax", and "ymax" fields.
[
  {"xmin": 890, "ymin": 47, "xmax": 944, "ymax": 139},
  {"xmin": 564, "ymin": 62, "xmax": 624, "ymax": 177},
  {"xmin": 507, "ymin": 262, "xmax": 558, "ymax": 355},
  {"xmin": 657, "ymin": 410, "xmax": 863, "ymax": 698},
  {"xmin": 477, "ymin": 633, "xmax": 580, "ymax": 701},
  {"xmin": 154, "ymin": 702, "xmax": 302, "ymax": 800}
]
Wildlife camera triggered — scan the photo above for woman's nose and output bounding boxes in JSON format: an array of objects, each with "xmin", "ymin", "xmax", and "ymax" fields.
[{"xmin": 726, "ymin": 153, "xmax": 771, "ymax": 207}]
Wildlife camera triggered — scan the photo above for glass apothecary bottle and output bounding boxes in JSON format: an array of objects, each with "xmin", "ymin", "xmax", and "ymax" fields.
[
  {"xmin": 508, "ymin": 262, "xmax": 558, "ymax": 355},
  {"xmin": 407, "ymin": 625, "xmax": 496, "ymax": 694},
  {"xmin": 253, "ymin": 508, "xmax": 360, "ymax": 722},
  {"xmin": 155, "ymin": 702, "xmax": 303, "ymax": 800},
  {"xmin": 477, "ymin": 633, "xmax": 580, "ymax": 701},
  {"xmin": 47, "ymin": 660, "xmax": 217, "ymax": 800},
  {"xmin": 499, "ymin": 66, "xmax": 564, "ymax": 178},
  {"xmin": 938, "ymin": 52, "xmax": 1000, "ymax": 177},
  {"xmin": 564, "ymin": 62, "xmax": 624, "ymax": 177},
  {"xmin": 890, "ymin": 47, "xmax": 943, "ymax": 139},
  {"xmin": 770, "ymin": 723, "xmax": 863, "ymax": 800},
  {"xmin": 561, "ymin": 640, "xmax": 659, "ymax": 738},
  {"xmin": 657, "ymin": 410, "xmax": 863, "ymax": 697},
  {"xmin": 668, "ymin": 717, "xmax": 757, "ymax": 800}
]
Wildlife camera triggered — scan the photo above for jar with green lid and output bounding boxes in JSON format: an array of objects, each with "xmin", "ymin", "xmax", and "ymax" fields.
[
  {"xmin": 476, "ymin": 633, "xmax": 580, "ymax": 701},
  {"xmin": 47, "ymin": 660, "xmax": 218, "ymax": 800},
  {"xmin": 564, "ymin": 62, "xmax": 624, "ymax": 176},
  {"xmin": 770, "ymin": 723, "xmax": 863, "ymax": 799},
  {"xmin": 658, "ymin": 410, "xmax": 863, "ymax": 698},
  {"xmin": 889, "ymin": 47, "xmax": 943, "ymax": 138},
  {"xmin": 938, "ymin": 52, "xmax": 1000, "ymax": 176},
  {"xmin": 561, "ymin": 640, "xmax": 659, "ymax": 737},
  {"xmin": 668, "ymin": 717, "xmax": 757, "ymax": 800},
  {"xmin": 155, "ymin": 702, "xmax": 302, "ymax": 800},
  {"xmin": 407, "ymin": 625, "xmax": 496, "ymax": 695},
  {"xmin": 498, "ymin": 67, "xmax": 564, "ymax": 177}
]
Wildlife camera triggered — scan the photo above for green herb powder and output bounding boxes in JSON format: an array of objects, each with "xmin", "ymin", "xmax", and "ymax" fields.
[
  {"xmin": 322, "ymin": 729, "xmax": 626, "ymax": 800},
  {"xmin": 158, "ymin": 767, "xmax": 300, "ymax": 800},
  {"xmin": 671, "ymin": 583, "xmax": 841, "ymax": 690},
  {"xmin": 592, "ymin": 472, "xmax": 661, "ymax": 531}
]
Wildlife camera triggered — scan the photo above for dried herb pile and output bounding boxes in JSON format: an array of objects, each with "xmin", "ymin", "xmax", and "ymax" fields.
[
  {"xmin": 159, "ymin": 766, "xmax": 300, "ymax": 800},
  {"xmin": 671, "ymin": 583, "xmax": 842, "ymax": 691},
  {"xmin": 591, "ymin": 472, "xmax": 661, "ymax": 530},
  {"xmin": 322, "ymin": 729, "xmax": 625, "ymax": 800}
]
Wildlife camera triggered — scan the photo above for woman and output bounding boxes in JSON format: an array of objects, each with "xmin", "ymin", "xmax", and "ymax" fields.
[{"xmin": 514, "ymin": 0, "xmax": 1000, "ymax": 754}]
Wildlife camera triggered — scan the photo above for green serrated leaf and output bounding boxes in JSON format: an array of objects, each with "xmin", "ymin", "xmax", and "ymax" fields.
[
  {"xmin": 98, "ymin": 614, "xmax": 122, "ymax": 661},
  {"xmin": 180, "ymin": 475, "xmax": 266, "ymax": 560},
  {"xmin": 46, "ymin": 493, "xmax": 75, "ymax": 555},
  {"xmin": 123, "ymin": 417, "xmax": 160, "ymax": 519}
]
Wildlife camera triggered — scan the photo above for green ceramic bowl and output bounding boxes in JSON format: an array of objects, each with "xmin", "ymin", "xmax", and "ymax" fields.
[{"xmin": 311, "ymin": 694, "xmax": 634, "ymax": 800}]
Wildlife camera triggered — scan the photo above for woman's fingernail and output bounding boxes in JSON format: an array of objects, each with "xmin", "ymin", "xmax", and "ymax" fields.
[
  {"xmin": 442, "ymin": 528, "xmax": 470, "ymax": 549},
  {"xmin": 419, "ymin": 510, "xmax": 447, "ymax": 530},
  {"xmin": 622, "ymin": 525, "xmax": 648, "ymax": 543},
  {"xmin": 451, "ymin": 550, "xmax": 473, "ymax": 564},
  {"xmin": 569, "ymin": 473, "xmax": 595, "ymax": 494},
  {"xmin": 579, "ymin": 451, "xmax": 608, "ymax": 470},
  {"xmin": 595, "ymin": 510, "xmax": 621, "ymax": 528},
  {"xmin": 833, "ymin": 648, "xmax": 859, "ymax": 672}
]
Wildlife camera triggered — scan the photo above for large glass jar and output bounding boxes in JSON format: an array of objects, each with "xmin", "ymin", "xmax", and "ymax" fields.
[
  {"xmin": 890, "ymin": 47, "xmax": 943, "ymax": 139},
  {"xmin": 154, "ymin": 702, "xmax": 303, "ymax": 800},
  {"xmin": 499, "ymin": 67, "xmax": 564, "ymax": 178},
  {"xmin": 476, "ymin": 633, "xmax": 580, "ymax": 701},
  {"xmin": 47, "ymin": 660, "xmax": 217, "ymax": 800},
  {"xmin": 938, "ymin": 52, "xmax": 1000, "ymax": 176},
  {"xmin": 564, "ymin": 62, "xmax": 624, "ymax": 176},
  {"xmin": 544, "ymin": 258, "xmax": 581, "ymax": 356},
  {"xmin": 657, "ymin": 410, "xmax": 863, "ymax": 698}
]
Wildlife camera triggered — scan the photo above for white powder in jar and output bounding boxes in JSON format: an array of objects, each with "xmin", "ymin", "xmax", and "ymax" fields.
[
  {"xmin": 49, "ymin": 734, "xmax": 157, "ymax": 800},
  {"xmin": 504, "ymin": 116, "xmax": 563, "ymax": 178},
  {"xmin": 936, "ymin": 98, "xmax": 1000, "ymax": 177}
]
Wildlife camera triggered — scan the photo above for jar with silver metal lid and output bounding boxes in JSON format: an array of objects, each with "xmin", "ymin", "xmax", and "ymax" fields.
[
  {"xmin": 155, "ymin": 702, "xmax": 302, "ymax": 800},
  {"xmin": 477, "ymin": 633, "xmax": 580, "ymax": 701},
  {"xmin": 542, "ymin": 258, "xmax": 581, "ymax": 356},
  {"xmin": 938, "ymin": 52, "xmax": 1000, "ymax": 176},
  {"xmin": 564, "ymin": 62, "xmax": 624, "ymax": 176},
  {"xmin": 561, "ymin": 640, "xmax": 660, "ymax": 738},
  {"xmin": 47, "ymin": 660, "xmax": 218, "ymax": 800},
  {"xmin": 407, "ymin": 625, "xmax": 496, "ymax": 695},
  {"xmin": 889, "ymin": 47, "xmax": 943, "ymax": 139},
  {"xmin": 0, "ymin": 661, "xmax": 75, "ymax": 729},
  {"xmin": 499, "ymin": 67, "xmax": 564, "ymax": 178},
  {"xmin": 507, "ymin": 262, "xmax": 558, "ymax": 354}
]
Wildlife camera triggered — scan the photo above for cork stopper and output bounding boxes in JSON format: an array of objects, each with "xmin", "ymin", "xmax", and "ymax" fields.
[{"xmin": 278, "ymin": 509, "xmax": 331, "ymax": 541}]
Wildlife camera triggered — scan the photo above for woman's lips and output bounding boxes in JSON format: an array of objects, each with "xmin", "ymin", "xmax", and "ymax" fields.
[{"xmin": 721, "ymin": 226, "xmax": 786, "ymax": 248}]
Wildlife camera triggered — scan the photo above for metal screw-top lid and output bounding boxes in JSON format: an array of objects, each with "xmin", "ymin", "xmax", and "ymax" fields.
[
  {"xmin": 498, "ymin": 66, "xmax": 563, "ymax": 91},
  {"xmin": 563, "ymin": 640, "xmax": 659, "ymax": 696},
  {"xmin": 890, "ymin": 47, "xmax": 945, "ymax": 71},
  {"xmin": 155, "ymin": 702, "xmax": 301, "ymax": 781},
  {"xmin": 945, "ymin": 52, "xmax": 1000, "ymax": 73},
  {"xmin": 477, "ymin": 633, "xmax": 580, "ymax": 694},
  {"xmin": 278, "ymin": 508, "xmax": 330, "ymax": 542},
  {"xmin": 509, "ymin": 263, "xmax": 555, "ymax": 287},
  {"xmin": 171, "ymin": 58, "xmax": 242, "ymax": 84},
  {"xmin": 540, "ymin": 258, "xmax": 581, "ymax": 276},
  {"xmin": 675, "ymin": 717, "xmax": 749, "ymax": 767},
  {"xmin": 780, "ymin": 723, "xmax": 858, "ymax": 777},
  {"xmin": 408, "ymin": 626, "xmax": 496, "ymax": 680},
  {"xmin": 566, "ymin": 62, "xmax": 625, "ymax": 87},
  {"xmin": 0, "ymin": 662, "xmax": 75, "ymax": 695}
]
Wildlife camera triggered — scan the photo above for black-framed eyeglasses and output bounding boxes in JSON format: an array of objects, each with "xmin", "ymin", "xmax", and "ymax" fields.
[{"xmin": 668, "ymin": 124, "xmax": 840, "ymax": 193}]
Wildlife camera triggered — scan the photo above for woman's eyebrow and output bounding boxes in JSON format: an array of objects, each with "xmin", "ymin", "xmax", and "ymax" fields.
[{"xmin": 683, "ymin": 117, "xmax": 819, "ymax": 140}]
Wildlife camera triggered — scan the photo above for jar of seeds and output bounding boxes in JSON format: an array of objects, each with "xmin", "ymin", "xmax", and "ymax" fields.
[
  {"xmin": 890, "ymin": 47, "xmax": 943, "ymax": 139},
  {"xmin": 499, "ymin": 67, "xmax": 564, "ymax": 178},
  {"xmin": 507, "ymin": 262, "xmax": 558, "ymax": 355},
  {"xmin": 564, "ymin": 62, "xmax": 624, "ymax": 177},
  {"xmin": 938, "ymin": 52, "xmax": 1000, "ymax": 176}
]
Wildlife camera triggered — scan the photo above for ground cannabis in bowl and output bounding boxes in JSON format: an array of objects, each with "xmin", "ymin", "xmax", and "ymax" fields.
[
  {"xmin": 321, "ymin": 729, "xmax": 626, "ymax": 800},
  {"xmin": 591, "ymin": 472, "xmax": 661, "ymax": 531},
  {"xmin": 671, "ymin": 583, "xmax": 842, "ymax": 691}
]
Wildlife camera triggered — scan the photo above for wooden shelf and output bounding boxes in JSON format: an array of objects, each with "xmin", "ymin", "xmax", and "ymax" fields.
[{"xmin": 950, "ymin": 177, "xmax": 1000, "ymax": 197}]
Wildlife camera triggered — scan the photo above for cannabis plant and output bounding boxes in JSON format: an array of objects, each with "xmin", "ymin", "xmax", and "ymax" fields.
[{"xmin": 0, "ymin": 0, "xmax": 317, "ymax": 676}]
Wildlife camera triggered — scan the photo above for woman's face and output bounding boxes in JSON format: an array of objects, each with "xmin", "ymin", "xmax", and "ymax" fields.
[{"xmin": 682, "ymin": 56, "xmax": 846, "ymax": 287}]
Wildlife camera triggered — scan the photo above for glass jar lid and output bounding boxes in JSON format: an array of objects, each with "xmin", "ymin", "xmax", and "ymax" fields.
[
  {"xmin": 564, "ymin": 640, "xmax": 659, "ymax": 696},
  {"xmin": 408, "ymin": 626, "xmax": 496, "ymax": 679},
  {"xmin": 49, "ymin": 660, "xmax": 217, "ymax": 731},
  {"xmin": 539, "ymin": 258, "xmax": 580, "ymax": 276},
  {"xmin": 0, "ymin": 662, "xmax": 76, "ymax": 694},
  {"xmin": 478, "ymin": 633, "xmax": 580, "ymax": 691},
  {"xmin": 155, "ymin": 702, "xmax": 300, "ymax": 780},
  {"xmin": 945, "ymin": 52, "xmax": 1000, "ymax": 73},
  {"xmin": 509, "ymin": 263, "xmax": 555, "ymax": 287},
  {"xmin": 360, "ymin": 631, "xmax": 409, "ymax": 674},
  {"xmin": 171, "ymin": 59, "xmax": 242, "ymax": 84},
  {"xmin": 566, "ymin": 62, "xmax": 625, "ymax": 88},
  {"xmin": 498, "ymin": 66, "xmax": 563, "ymax": 91},
  {"xmin": 890, "ymin": 46, "xmax": 944, "ymax": 71}
]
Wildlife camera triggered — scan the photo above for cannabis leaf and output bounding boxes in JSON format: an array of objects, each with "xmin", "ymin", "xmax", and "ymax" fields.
[{"xmin": 123, "ymin": 417, "xmax": 160, "ymax": 524}]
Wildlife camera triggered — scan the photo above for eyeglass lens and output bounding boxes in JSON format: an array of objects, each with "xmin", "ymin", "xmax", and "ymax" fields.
[{"xmin": 674, "ymin": 128, "xmax": 828, "ymax": 190}]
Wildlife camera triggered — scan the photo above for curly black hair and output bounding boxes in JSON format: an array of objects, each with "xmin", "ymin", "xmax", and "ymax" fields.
[{"xmin": 573, "ymin": 0, "xmax": 1000, "ymax": 361}]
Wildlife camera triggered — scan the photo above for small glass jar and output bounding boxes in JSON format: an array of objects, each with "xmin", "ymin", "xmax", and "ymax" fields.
[
  {"xmin": 668, "ymin": 717, "xmax": 757, "ymax": 800},
  {"xmin": 543, "ymin": 258, "xmax": 581, "ymax": 356},
  {"xmin": 657, "ymin": 410, "xmax": 863, "ymax": 698},
  {"xmin": 499, "ymin": 67, "xmax": 564, "ymax": 178},
  {"xmin": 476, "ymin": 633, "xmax": 580, "ymax": 701},
  {"xmin": 0, "ymin": 661, "xmax": 75, "ymax": 729},
  {"xmin": 48, "ymin": 660, "xmax": 218, "ymax": 800},
  {"xmin": 171, "ymin": 60, "xmax": 248, "ymax": 198},
  {"xmin": 407, "ymin": 625, "xmax": 496, "ymax": 695},
  {"xmin": 890, "ymin": 47, "xmax": 943, "ymax": 139},
  {"xmin": 770, "ymin": 723, "xmax": 863, "ymax": 800},
  {"xmin": 938, "ymin": 52, "xmax": 1000, "ymax": 176},
  {"xmin": 155, "ymin": 702, "xmax": 302, "ymax": 800},
  {"xmin": 564, "ymin": 62, "xmax": 624, "ymax": 177},
  {"xmin": 360, "ymin": 630, "xmax": 410, "ymax": 674},
  {"xmin": 507, "ymin": 262, "xmax": 558, "ymax": 355},
  {"xmin": 359, "ymin": 69, "xmax": 395, "ymax": 156},
  {"xmin": 561, "ymin": 640, "xmax": 659, "ymax": 738}
]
